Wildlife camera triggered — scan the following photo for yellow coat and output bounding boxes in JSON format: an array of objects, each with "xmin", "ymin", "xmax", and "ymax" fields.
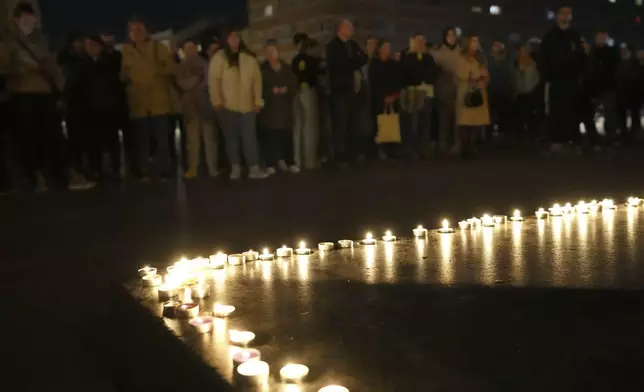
[
  {"xmin": 121, "ymin": 40, "xmax": 178, "ymax": 118},
  {"xmin": 208, "ymin": 50, "xmax": 263, "ymax": 113},
  {"xmin": 455, "ymin": 55, "xmax": 491, "ymax": 127}
]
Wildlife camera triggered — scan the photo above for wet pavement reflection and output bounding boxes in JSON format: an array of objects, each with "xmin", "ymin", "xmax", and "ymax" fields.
[{"xmin": 130, "ymin": 206, "xmax": 644, "ymax": 391}]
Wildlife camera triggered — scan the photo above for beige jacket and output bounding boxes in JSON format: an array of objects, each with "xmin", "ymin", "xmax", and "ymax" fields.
[
  {"xmin": 455, "ymin": 55, "xmax": 490, "ymax": 127},
  {"xmin": 432, "ymin": 44, "xmax": 461, "ymax": 100},
  {"xmin": 208, "ymin": 50, "xmax": 263, "ymax": 113},
  {"xmin": 5, "ymin": 30, "xmax": 62, "ymax": 94},
  {"xmin": 121, "ymin": 40, "xmax": 177, "ymax": 118}
]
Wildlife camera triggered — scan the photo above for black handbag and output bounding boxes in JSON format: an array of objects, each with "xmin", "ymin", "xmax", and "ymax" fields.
[{"xmin": 463, "ymin": 72, "xmax": 483, "ymax": 108}]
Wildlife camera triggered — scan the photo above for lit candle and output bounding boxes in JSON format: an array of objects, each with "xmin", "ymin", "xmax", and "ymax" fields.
[
  {"xmin": 589, "ymin": 200, "xmax": 600, "ymax": 212},
  {"xmin": 338, "ymin": 239, "xmax": 354, "ymax": 248},
  {"xmin": 279, "ymin": 363, "xmax": 310, "ymax": 383},
  {"xmin": 381, "ymin": 230, "xmax": 396, "ymax": 242},
  {"xmin": 318, "ymin": 242, "xmax": 335, "ymax": 251},
  {"xmin": 438, "ymin": 219, "xmax": 454, "ymax": 233},
  {"xmin": 361, "ymin": 232, "xmax": 377, "ymax": 246},
  {"xmin": 600, "ymin": 198, "xmax": 616, "ymax": 210},
  {"xmin": 213, "ymin": 303, "xmax": 236, "ymax": 317},
  {"xmin": 162, "ymin": 300, "xmax": 181, "ymax": 318},
  {"xmin": 576, "ymin": 201, "xmax": 589, "ymax": 214},
  {"xmin": 549, "ymin": 203, "xmax": 563, "ymax": 216},
  {"xmin": 468, "ymin": 217, "xmax": 482, "ymax": 227},
  {"xmin": 236, "ymin": 360, "xmax": 269, "ymax": 387},
  {"xmin": 493, "ymin": 215, "xmax": 506, "ymax": 224},
  {"xmin": 277, "ymin": 245, "xmax": 293, "ymax": 258},
  {"xmin": 175, "ymin": 302, "xmax": 199, "ymax": 319},
  {"xmin": 142, "ymin": 274, "xmax": 162, "ymax": 287},
  {"xmin": 243, "ymin": 250, "xmax": 259, "ymax": 262},
  {"xmin": 318, "ymin": 386, "xmax": 349, "ymax": 392},
  {"xmin": 413, "ymin": 225, "xmax": 428, "ymax": 237},
  {"xmin": 138, "ymin": 266, "xmax": 157, "ymax": 277},
  {"xmin": 295, "ymin": 241, "xmax": 312, "ymax": 255},
  {"xmin": 481, "ymin": 214, "xmax": 495, "ymax": 227},
  {"xmin": 562, "ymin": 202, "xmax": 573, "ymax": 214},
  {"xmin": 228, "ymin": 254, "xmax": 246, "ymax": 266},
  {"xmin": 190, "ymin": 284, "xmax": 209, "ymax": 300},
  {"xmin": 458, "ymin": 220, "xmax": 470, "ymax": 229},
  {"xmin": 208, "ymin": 252, "xmax": 227, "ymax": 269},
  {"xmin": 627, "ymin": 197, "xmax": 641, "ymax": 207},
  {"xmin": 229, "ymin": 330, "xmax": 256, "ymax": 346},
  {"xmin": 157, "ymin": 283, "xmax": 177, "ymax": 301},
  {"xmin": 510, "ymin": 209, "xmax": 523, "ymax": 222},
  {"xmin": 232, "ymin": 348, "xmax": 261, "ymax": 368},
  {"xmin": 259, "ymin": 248, "xmax": 274, "ymax": 261},
  {"xmin": 535, "ymin": 208, "xmax": 547, "ymax": 219},
  {"xmin": 189, "ymin": 316, "xmax": 214, "ymax": 333}
]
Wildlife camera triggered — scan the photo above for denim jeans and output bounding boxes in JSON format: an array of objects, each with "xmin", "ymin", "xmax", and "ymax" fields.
[
  {"xmin": 217, "ymin": 110, "xmax": 259, "ymax": 166},
  {"xmin": 294, "ymin": 88, "xmax": 320, "ymax": 169},
  {"xmin": 132, "ymin": 115, "xmax": 172, "ymax": 177},
  {"xmin": 401, "ymin": 97, "xmax": 434, "ymax": 156}
]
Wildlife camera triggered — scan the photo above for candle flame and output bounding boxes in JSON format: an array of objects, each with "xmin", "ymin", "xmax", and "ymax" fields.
[
  {"xmin": 442, "ymin": 219, "xmax": 449, "ymax": 229},
  {"xmin": 299, "ymin": 241, "xmax": 306, "ymax": 249},
  {"xmin": 385, "ymin": 230, "xmax": 392, "ymax": 237},
  {"xmin": 263, "ymin": 248, "xmax": 269, "ymax": 255},
  {"xmin": 417, "ymin": 225, "xmax": 423, "ymax": 230},
  {"xmin": 514, "ymin": 209, "xmax": 520, "ymax": 218},
  {"xmin": 366, "ymin": 232, "xmax": 373, "ymax": 240}
]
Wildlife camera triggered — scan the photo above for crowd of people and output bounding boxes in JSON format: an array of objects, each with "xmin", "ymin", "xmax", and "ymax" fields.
[{"xmin": 1, "ymin": 3, "xmax": 643, "ymax": 195}]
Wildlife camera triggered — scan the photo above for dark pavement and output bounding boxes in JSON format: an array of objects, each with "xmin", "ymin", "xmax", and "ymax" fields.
[{"xmin": 2, "ymin": 151, "xmax": 644, "ymax": 391}]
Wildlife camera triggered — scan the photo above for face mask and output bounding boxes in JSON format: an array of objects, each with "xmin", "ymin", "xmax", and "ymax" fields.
[{"xmin": 19, "ymin": 19, "xmax": 36, "ymax": 36}]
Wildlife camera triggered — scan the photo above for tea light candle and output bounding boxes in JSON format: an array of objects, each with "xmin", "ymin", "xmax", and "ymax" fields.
[
  {"xmin": 361, "ymin": 232, "xmax": 377, "ymax": 246},
  {"xmin": 576, "ymin": 201, "xmax": 589, "ymax": 214},
  {"xmin": 458, "ymin": 220, "xmax": 470, "ymax": 229},
  {"xmin": 138, "ymin": 266, "xmax": 157, "ymax": 277},
  {"xmin": 229, "ymin": 330, "xmax": 256, "ymax": 346},
  {"xmin": 236, "ymin": 360, "xmax": 269, "ymax": 387},
  {"xmin": 243, "ymin": 250, "xmax": 259, "ymax": 262},
  {"xmin": 600, "ymin": 199, "xmax": 616, "ymax": 210},
  {"xmin": 190, "ymin": 284, "xmax": 209, "ymax": 300},
  {"xmin": 175, "ymin": 303, "xmax": 199, "ymax": 318},
  {"xmin": 535, "ymin": 208, "xmax": 547, "ymax": 219},
  {"xmin": 259, "ymin": 248, "xmax": 274, "ymax": 261},
  {"xmin": 162, "ymin": 300, "xmax": 180, "ymax": 318},
  {"xmin": 228, "ymin": 254, "xmax": 246, "ymax": 266},
  {"xmin": 295, "ymin": 241, "xmax": 312, "ymax": 255},
  {"xmin": 493, "ymin": 215, "xmax": 507, "ymax": 224},
  {"xmin": 280, "ymin": 363, "xmax": 310, "ymax": 383},
  {"xmin": 318, "ymin": 242, "xmax": 334, "ymax": 251},
  {"xmin": 438, "ymin": 219, "xmax": 454, "ymax": 233},
  {"xmin": 510, "ymin": 209, "xmax": 523, "ymax": 222},
  {"xmin": 157, "ymin": 284, "xmax": 177, "ymax": 301},
  {"xmin": 318, "ymin": 386, "xmax": 349, "ymax": 392},
  {"xmin": 142, "ymin": 274, "xmax": 162, "ymax": 287},
  {"xmin": 627, "ymin": 197, "xmax": 641, "ymax": 207},
  {"xmin": 232, "ymin": 348, "xmax": 261, "ymax": 368},
  {"xmin": 589, "ymin": 200, "xmax": 600, "ymax": 212},
  {"xmin": 562, "ymin": 203, "xmax": 573, "ymax": 214},
  {"xmin": 481, "ymin": 214, "xmax": 495, "ymax": 227},
  {"xmin": 213, "ymin": 303, "xmax": 236, "ymax": 317},
  {"xmin": 413, "ymin": 225, "xmax": 428, "ymax": 237},
  {"xmin": 468, "ymin": 217, "xmax": 482, "ymax": 228},
  {"xmin": 549, "ymin": 204, "xmax": 563, "ymax": 216},
  {"xmin": 382, "ymin": 230, "xmax": 396, "ymax": 242},
  {"xmin": 189, "ymin": 316, "xmax": 214, "ymax": 333},
  {"xmin": 208, "ymin": 252, "xmax": 227, "ymax": 269},
  {"xmin": 277, "ymin": 245, "xmax": 293, "ymax": 258},
  {"xmin": 338, "ymin": 239, "xmax": 354, "ymax": 248}
]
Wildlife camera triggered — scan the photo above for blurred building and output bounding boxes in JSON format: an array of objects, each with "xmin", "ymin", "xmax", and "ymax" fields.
[{"xmin": 247, "ymin": 0, "xmax": 644, "ymax": 58}]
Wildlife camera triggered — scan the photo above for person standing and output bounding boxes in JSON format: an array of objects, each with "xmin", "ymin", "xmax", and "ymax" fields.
[
  {"xmin": 541, "ymin": 5, "xmax": 585, "ymax": 152},
  {"xmin": 0, "ymin": 38, "xmax": 11, "ymax": 194},
  {"xmin": 208, "ymin": 30, "xmax": 266, "ymax": 180},
  {"xmin": 175, "ymin": 39, "xmax": 218, "ymax": 179},
  {"xmin": 291, "ymin": 35, "xmax": 321, "ymax": 169},
  {"xmin": 590, "ymin": 30, "xmax": 620, "ymax": 145},
  {"xmin": 326, "ymin": 19, "xmax": 368, "ymax": 167},
  {"xmin": 121, "ymin": 18, "xmax": 176, "ymax": 181},
  {"xmin": 454, "ymin": 35, "xmax": 490, "ymax": 158},
  {"xmin": 616, "ymin": 44, "xmax": 643, "ymax": 144},
  {"xmin": 259, "ymin": 40, "xmax": 299, "ymax": 174},
  {"xmin": 399, "ymin": 33, "xmax": 438, "ymax": 159},
  {"xmin": 5, "ymin": 2, "xmax": 71, "ymax": 191},
  {"xmin": 433, "ymin": 27, "xmax": 461, "ymax": 154},
  {"xmin": 514, "ymin": 44, "xmax": 540, "ymax": 145},
  {"xmin": 487, "ymin": 40, "xmax": 515, "ymax": 143}
]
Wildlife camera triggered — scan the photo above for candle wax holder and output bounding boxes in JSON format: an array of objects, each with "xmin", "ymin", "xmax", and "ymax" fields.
[
  {"xmin": 175, "ymin": 303, "xmax": 200, "ymax": 319},
  {"xmin": 229, "ymin": 330, "xmax": 256, "ymax": 346},
  {"xmin": 243, "ymin": 251, "xmax": 258, "ymax": 262},
  {"xmin": 189, "ymin": 284, "xmax": 210, "ymax": 300},
  {"xmin": 295, "ymin": 247, "xmax": 312, "ymax": 255},
  {"xmin": 157, "ymin": 284, "xmax": 177, "ymax": 301},
  {"xmin": 259, "ymin": 252, "xmax": 274, "ymax": 261},
  {"xmin": 318, "ymin": 386, "xmax": 350, "ymax": 392},
  {"xmin": 318, "ymin": 242, "xmax": 335, "ymax": 251},
  {"xmin": 232, "ymin": 348, "xmax": 261, "ymax": 369},
  {"xmin": 208, "ymin": 253, "xmax": 227, "ymax": 269},
  {"xmin": 142, "ymin": 274, "xmax": 163, "ymax": 287},
  {"xmin": 381, "ymin": 234, "xmax": 397, "ymax": 242},
  {"xmin": 276, "ymin": 247, "xmax": 293, "ymax": 258},
  {"xmin": 413, "ymin": 227, "xmax": 428, "ymax": 237},
  {"xmin": 138, "ymin": 267, "xmax": 157, "ymax": 277},
  {"xmin": 493, "ymin": 215, "xmax": 507, "ymax": 224},
  {"xmin": 438, "ymin": 227, "xmax": 455, "ymax": 233},
  {"xmin": 228, "ymin": 254, "xmax": 246, "ymax": 266},
  {"xmin": 162, "ymin": 300, "xmax": 181, "ymax": 318},
  {"xmin": 458, "ymin": 221, "xmax": 470, "ymax": 229},
  {"xmin": 213, "ymin": 303, "xmax": 235, "ymax": 317},
  {"xmin": 338, "ymin": 240, "xmax": 354, "ymax": 248},
  {"xmin": 280, "ymin": 363, "xmax": 310, "ymax": 383},
  {"xmin": 189, "ymin": 316, "xmax": 214, "ymax": 333},
  {"xmin": 235, "ymin": 360, "xmax": 269, "ymax": 388}
]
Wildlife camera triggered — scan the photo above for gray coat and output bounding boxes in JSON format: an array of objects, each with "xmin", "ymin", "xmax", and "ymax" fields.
[
  {"xmin": 175, "ymin": 55, "xmax": 211, "ymax": 120},
  {"xmin": 259, "ymin": 60, "xmax": 298, "ymax": 130}
]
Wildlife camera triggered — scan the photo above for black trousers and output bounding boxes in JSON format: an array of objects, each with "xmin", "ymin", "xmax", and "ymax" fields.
[
  {"xmin": 329, "ymin": 92, "xmax": 366, "ymax": 163},
  {"xmin": 261, "ymin": 128, "xmax": 295, "ymax": 167},
  {"xmin": 548, "ymin": 82, "xmax": 581, "ymax": 144},
  {"xmin": 66, "ymin": 107, "xmax": 89, "ymax": 173},
  {"xmin": 12, "ymin": 93, "xmax": 67, "ymax": 185},
  {"xmin": 83, "ymin": 108, "xmax": 121, "ymax": 176},
  {"xmin": 489, "ymin": 94, "xmax": 514, "ymax": 138},
  {"xmin": 0, "ymin": 101, "xmax": 10, "ymax": 191},
  {"xmin": 516, "ymin": 93, "xmax": 537, "ymax": 143}
]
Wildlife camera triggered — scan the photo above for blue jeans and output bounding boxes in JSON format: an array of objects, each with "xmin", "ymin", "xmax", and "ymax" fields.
[
  {"xmin": 401, "ymin": 97, "xmax": 434, "ymax": 155},
  {"xmin": 216, "ymin": 110, "xmax": 259, "ymax": 166},
  {"xmin": 132, "ymin": 115, "xmax": 172, "ymax": 177}
]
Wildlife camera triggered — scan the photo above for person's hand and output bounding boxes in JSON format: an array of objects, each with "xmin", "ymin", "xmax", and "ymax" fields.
[
  {"xmin": 479, "ymin": 67, "xmax": 489, "ymax": 79},
  {"xmin": 476, "ymin": 80, "xmax": 485, "ymax": 89}
]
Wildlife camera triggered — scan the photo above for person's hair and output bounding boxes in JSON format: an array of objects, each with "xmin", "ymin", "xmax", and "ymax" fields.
[
  {"xmin": 376, "ymin": 39, "xmax": 390, "ymax": 58},
  {"xmin": 264, "ymin": 38, "xmax": 277, "ymax": 48},
  {"xmin": 221, "ymin": 29, "xmax": 255, "ymax": 63},
  {"xmin": 13, "ymin": 1, "xmax": 35, "ymax": 18},
  {"xmin": 460, "ymin": 35, "xmax": 480, "ymax": 56},
  {"xmin": 413, "ymin": 32, "xmax": 425, "ymax": 39}
]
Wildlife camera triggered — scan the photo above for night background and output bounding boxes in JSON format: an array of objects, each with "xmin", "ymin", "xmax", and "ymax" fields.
[{"xmin": 39, "ymin": 0, "xmax": 247, "ymax": 46}]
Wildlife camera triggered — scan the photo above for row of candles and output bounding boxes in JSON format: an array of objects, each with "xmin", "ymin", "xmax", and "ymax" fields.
[{"xmin": 137, "ymin": 196, "xmax": 640, "ymax": 391}]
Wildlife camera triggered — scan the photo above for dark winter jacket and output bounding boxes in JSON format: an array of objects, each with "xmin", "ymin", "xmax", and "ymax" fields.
[
  {"xmin": 291, "ymin": 53, "xmax": 321, "ymax": 89},
  {"xmin": 540, "ymin": 26, "xmax": 585, "ymax": 85},
  {"xmin": 590, "ymin": 45, "xmax": 620, "ymax": 94},
  {"xmin": 325, "ymin": 37, "xmax": 368, "ymax": 95},
  {"xmin": 368, "ymin": 58, "xmax": 402, "ymax": 113},
  {"xmin": 399, "ymin": 51, "xmax": 438, "ymax": 87},
  {"xmin": 76, "ymin": 54, "xmax": 122, "ymax": 112},
  {"xmin": 259, "ymin": 60, "xmax": 298, "ymax": 130}
]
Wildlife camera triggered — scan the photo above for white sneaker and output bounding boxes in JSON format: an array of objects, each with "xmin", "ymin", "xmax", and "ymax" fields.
[
  {"xmin": 289, "ymin": 165, "xmax": 300, "ymax": 174},
  {"xmin": 68, "ymin": 171, "xmax": 96, "ymax": 191},
  {"xmin": 248, "ymin": 165, "xmax": 268, "ymax": 180},
  {"xmin": 266, "ymin": 167, "xmax": 276, "ymax": 176},
  {"xmin": 278, "ymin": 160, "xmax": 289, "ymax": 172},
  {"xmin": 35, "ymin": 172, "xmax": 48, "ymax": 193},
  {"xmin": 229, "ymin": 165, "xmax": 242, "ymax": 180}
]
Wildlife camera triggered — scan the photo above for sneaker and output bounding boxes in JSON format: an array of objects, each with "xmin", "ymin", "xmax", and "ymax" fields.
[
  {"xmin": 278, "ymin": 160, "xmax": 289, "ymax": 172},
  {"xmin": 266, "ymin": 167, "xmax": 277, "ymax": 176},
  {"xmin": 248, "ymin": 165, "xmax": 268, "ymax": 180},
  {"xmin": 289, "ymin": 165, "xmax": 300, "ymax": 174},
  {"xmin": 230, "ymin": 165, "xmax": 242, "ymax": 180},
  {"xmin": 68, "ymin": 171, "xmax": 96, "ymax": 191},
  {"xmin": 35, "ymin": 172, "xmax": 48, "ymax": 193},
  {"xmin": 183, "ymin": 170, "xmax": 198, "ymax": 179}
]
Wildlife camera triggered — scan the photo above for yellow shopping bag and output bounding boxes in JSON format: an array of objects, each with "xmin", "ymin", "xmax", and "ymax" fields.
[{"xmin": 375, "ymin": 104, "xmax": 401, "ymax": 144}]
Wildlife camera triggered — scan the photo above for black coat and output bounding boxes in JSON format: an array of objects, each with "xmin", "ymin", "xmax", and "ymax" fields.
[
  {"xmin": 76, "ymin": 55, "xmax": 122, "ymax": 113},
  {"xmin": 325, "ymin": 37, "xmax": 368, "ymax": 95},
  {"xmin": 590, "ymin": 45, "xmax": 620, "ymax": 94},
  {"xmin": 368, "ymin": 58, "xmax": 402, "ymax": 113},
  {"xmin": 399, "ymin": 51, "xmax": 438, "ymax": 87},
  {"xmin": 540, "ymin": 26, "xmax": 585, "ymax": 85}
]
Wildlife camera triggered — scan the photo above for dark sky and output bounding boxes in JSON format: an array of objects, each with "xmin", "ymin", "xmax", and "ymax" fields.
[{"xmin": 40, "ymin": 0, "xmax": 246, "ymax": 47}]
